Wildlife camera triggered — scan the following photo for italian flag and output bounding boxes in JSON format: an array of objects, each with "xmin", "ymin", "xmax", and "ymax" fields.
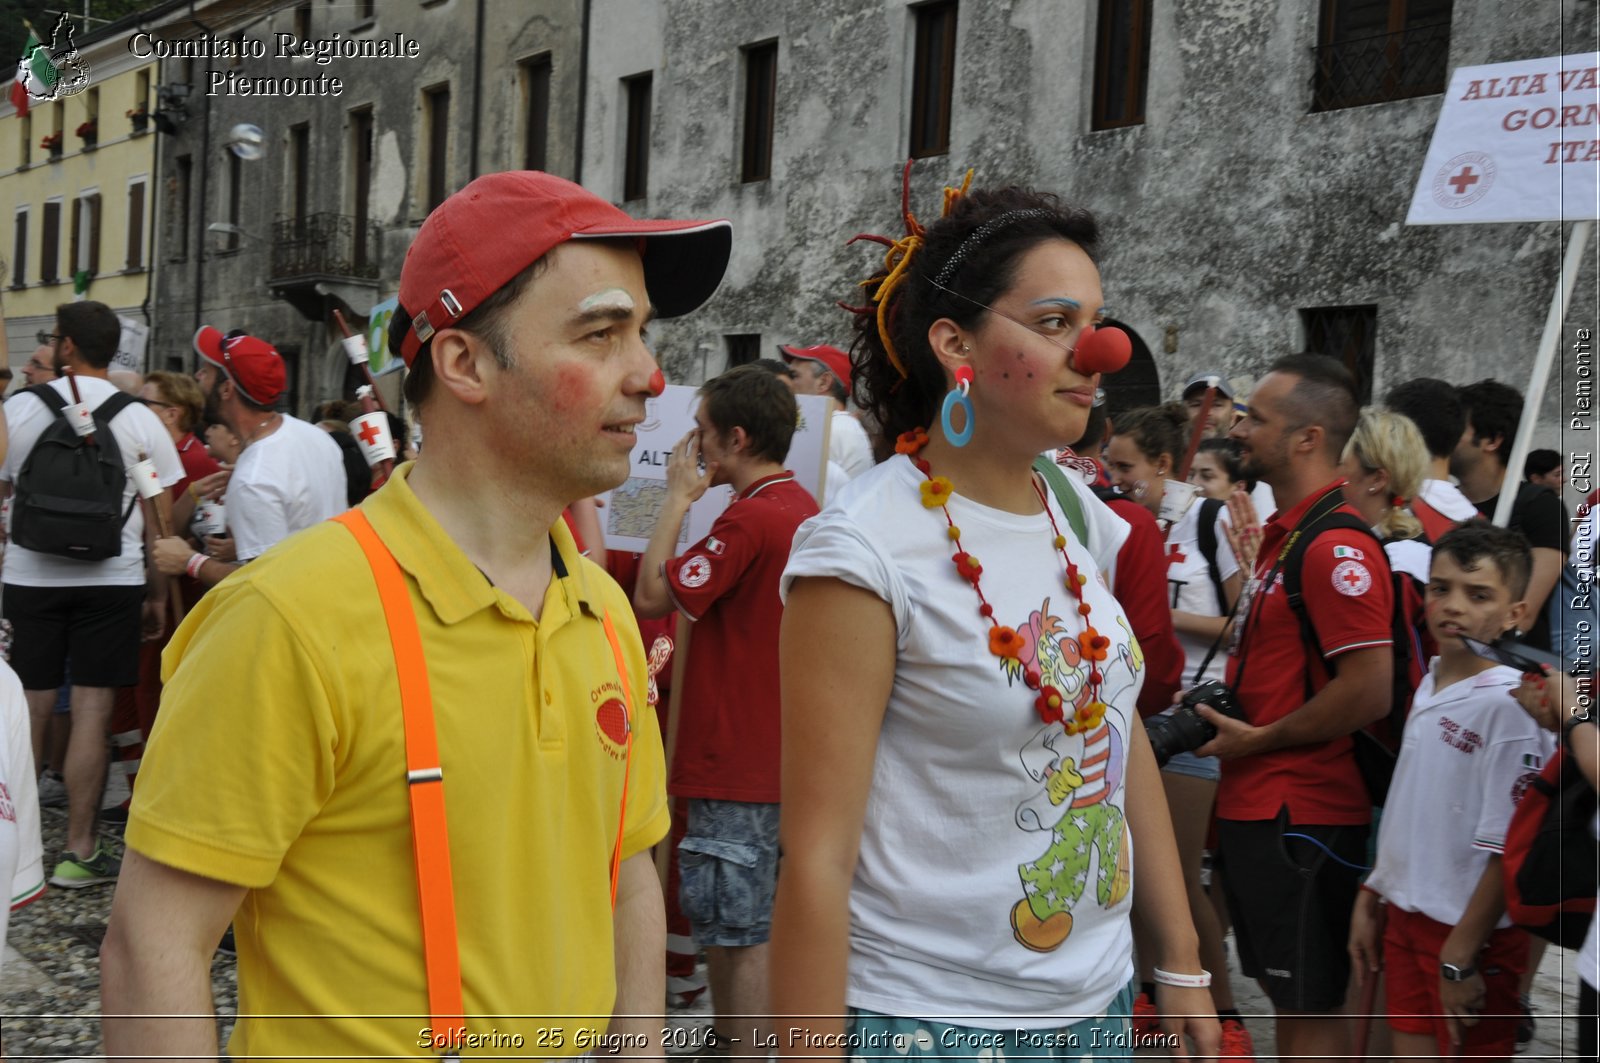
[{"xmin": 10, "ymin": 25, "xmax": 58, "ymax": 117}]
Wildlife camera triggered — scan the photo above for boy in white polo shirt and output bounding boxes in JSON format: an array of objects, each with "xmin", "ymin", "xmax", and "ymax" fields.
[{"xmin": 1350, "ymin": 521, "xmax": 1554, "ymax": 1058}]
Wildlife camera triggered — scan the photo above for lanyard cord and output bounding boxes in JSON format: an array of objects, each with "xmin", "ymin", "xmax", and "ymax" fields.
[{"xmin": 335, "ymin": 509, "xmax": 637, "ymax": 1053}]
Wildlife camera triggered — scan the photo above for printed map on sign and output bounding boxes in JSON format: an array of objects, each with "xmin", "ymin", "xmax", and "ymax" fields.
[
  {"xmin": 598, "ymin": 384, "xmax": 832, "ymax": 554},
  {"xmin": 607, "ymin": 478, "xmax": 690, "ymax": 544}
]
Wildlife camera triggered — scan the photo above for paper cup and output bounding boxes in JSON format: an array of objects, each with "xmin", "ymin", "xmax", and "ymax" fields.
[
  {"xmin": 351, "ymin": 411, "xmax": 396, "ymax": 465},
  {"xmin": 193, "ymin": 500, "xmax": 227, "ymax": 537},
  {"xmin": 128, "ymin": 459, "xmax": 163, "ymax": 499},
  {"xmin": 1158, "ymin": 479, "xmax": 1200, "ymax": 525},
  {"xmin": 341, "ymin": 334, "xmax": 370, "ymax": 365},
  {"xmin": 63, "ymin": 401, "xmax": 95, "ymax": 438}
]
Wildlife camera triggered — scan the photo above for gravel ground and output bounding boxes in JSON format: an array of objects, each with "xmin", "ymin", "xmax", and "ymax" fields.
[{"xmin": 1, "ymin": 806, "xmax": 238, "ymax": 1060}]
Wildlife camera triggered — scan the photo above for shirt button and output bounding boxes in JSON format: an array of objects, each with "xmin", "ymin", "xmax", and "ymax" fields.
[{"xmin": 544, "ymin": 691, "xmax": 552, "ymax": 705}]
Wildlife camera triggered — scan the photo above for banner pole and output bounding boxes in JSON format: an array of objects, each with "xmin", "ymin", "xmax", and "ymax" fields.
[{"xmin": 1493, "ymin": 219, "xmax": 1594, "ymax": 527}]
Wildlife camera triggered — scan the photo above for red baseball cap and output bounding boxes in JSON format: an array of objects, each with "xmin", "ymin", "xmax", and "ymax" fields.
[
  {"xmin": 778, "ymin": 344, "xmax": 852, "ymax": 391},
  {"xmin": 193, "ymin": 326, "xmax": 287, "ymax": 406},
  {"xmin": 394, "ymin": 171, "xmax": 733, "ymax": 367}
]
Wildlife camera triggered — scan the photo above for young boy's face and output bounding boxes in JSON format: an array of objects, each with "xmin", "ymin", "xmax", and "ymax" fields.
[{"xmin": 1425, "ymin": 551, "xmax": 1528, "ymax": 649}]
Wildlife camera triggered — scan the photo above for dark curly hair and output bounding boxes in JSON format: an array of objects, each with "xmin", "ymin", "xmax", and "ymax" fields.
[{"xmin": 847, "ymin": 183, "xmax": 1100, "ymax": 452}]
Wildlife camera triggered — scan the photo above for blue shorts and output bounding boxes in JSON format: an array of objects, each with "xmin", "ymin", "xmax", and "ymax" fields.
[
  {"xmin": 678, "ymin": 798, "xmax": 780, "ymax": 948},
  {"xmin": 1161, "ymin": 748, "xmax": 1220, "ymax": 782},
  {"xmin": 846, "ymin": 982, "xmax": 1136, "ymax": 1059}
]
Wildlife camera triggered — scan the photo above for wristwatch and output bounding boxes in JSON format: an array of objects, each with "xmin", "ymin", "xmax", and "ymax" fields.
[
  {"xmin": 1564, "ymin": 714, "xmax": 1594, "ymax": 756},
  {"xmin": 1440, "ymin": 962, "xmax": 1477, "ymax": 982}
]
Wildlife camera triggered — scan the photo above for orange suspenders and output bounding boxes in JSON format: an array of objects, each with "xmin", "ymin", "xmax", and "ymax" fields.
[{"xmin": 335, "ymin": 509, "xmax": 635, "ymax": 1054}]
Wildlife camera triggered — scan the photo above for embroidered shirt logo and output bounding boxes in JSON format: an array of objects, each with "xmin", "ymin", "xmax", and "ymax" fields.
[
  {"xmin": 1332, "ymin": 546, "xmax": 1365, "ymax": 561},
  {"xmin": 680, "ymin": 556, "xmax": 712, "ymax": 588},
  {"xmin": 706, "ymin": 537, "xmax": 726, "ymax": 556},
  {"xmin": 591, "ymin": 680, "xmax": 630, "ymax": 760},
  {"xmin": 1331, "ymin": 560, "xmax": 1372, "ymax": 597}
]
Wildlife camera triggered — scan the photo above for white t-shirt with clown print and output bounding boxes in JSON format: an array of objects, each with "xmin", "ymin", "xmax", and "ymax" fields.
[{"xmin": 782, "ymin": 454, "xmax": 1140, "ymax": 1026}]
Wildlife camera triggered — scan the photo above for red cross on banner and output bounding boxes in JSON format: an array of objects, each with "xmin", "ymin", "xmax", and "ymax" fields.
[{"xmin": 1448, "ymin": 166, "xmax": 1480, "ymax": 195}]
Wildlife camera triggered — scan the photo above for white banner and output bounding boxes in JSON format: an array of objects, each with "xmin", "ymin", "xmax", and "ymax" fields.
[
  {"xmin": 1407, "ymin": 51, "xmax": 1600, "ymax": 225},
  {"xmin": 598, "ymin": 385, "xmax": 831, "ymax": 554},
  {"xmin": 114, "ymin": 315, "xmax": 148, "ymax": 373}
]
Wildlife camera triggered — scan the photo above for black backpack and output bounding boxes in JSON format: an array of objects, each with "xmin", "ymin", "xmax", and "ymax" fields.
[
  {"xmin": 1194, "ymin": 496, "xmax": 1229, "ymax": 615},
  {"xmin": 1280, "ymin": 503, "xmax": 1430, "ymax": 807},
  {"xmin": 12, "ymin": 385, "xmax": 139, "ymax": 561}
]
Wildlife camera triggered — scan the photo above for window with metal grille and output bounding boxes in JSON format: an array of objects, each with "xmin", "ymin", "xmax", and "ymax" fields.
[
  {"xmin": 425, "ymin": 85, "xmax": 451, "ymax": 213},
  {"xmin": 909, "ymin": 1, "xmax": 957, "ymax": 159},
  {"xmin": 741, "ymin": 41, "xmax": 778, "ymax": 183},
  {"xmin": 12, "ymin": 208, "xmax": 27, "ymax": 286},
  {"xmin": 41, "ymin": 200, "xmax": 60, "ymax": 282},
  {"xmin": 522, "ymin": 54, "xmax": 551, "ymax": 172},
  {"xmin": 1092, "ymin": 0, "xmax": 1153, "ymax": 130},
  {"xmin": 725, "ymin": 334, "xmax": 761, "ymax": 368},
  {"xmin": 1301, "ymin": 305, "xmax": 1376, "ymax": 403},
  {"xmin": 1313, "ymin": 0, "xmax": 1451, "ymax": 111},
  {"xmin": 623, "ymin": 73, "xmax": 653, "ymax": 201}
]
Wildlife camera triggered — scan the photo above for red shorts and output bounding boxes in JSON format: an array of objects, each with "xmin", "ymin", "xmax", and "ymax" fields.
[{"xmin": 1383, "ymin": 904, "xmax": 1529, "ymax": 1057}]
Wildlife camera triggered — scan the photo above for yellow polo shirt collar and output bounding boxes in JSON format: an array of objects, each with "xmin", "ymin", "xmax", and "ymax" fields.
[{"xmin": 360, "ymin": 462, "xmax": 597, "ymax": 626}]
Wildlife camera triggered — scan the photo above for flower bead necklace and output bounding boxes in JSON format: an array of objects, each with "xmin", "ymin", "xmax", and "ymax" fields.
[{"xmin": 897, "ymin": 428, "xmax": 1109, "ymax": 731}]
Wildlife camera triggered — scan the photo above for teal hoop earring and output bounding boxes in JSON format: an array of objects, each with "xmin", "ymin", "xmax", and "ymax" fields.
[{"xmin": 941, "ymin": 365, "xmax": 975, "ymax": 447}]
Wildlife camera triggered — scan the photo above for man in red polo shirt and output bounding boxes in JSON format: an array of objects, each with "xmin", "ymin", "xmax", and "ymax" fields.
[
  {"xmin": 1194, "ymin": 355, "xmax": 1394, "ymax": 1063},
  {"xmin": 634, "ymin": 364, "xmax": 819, "ymax": 1052}
]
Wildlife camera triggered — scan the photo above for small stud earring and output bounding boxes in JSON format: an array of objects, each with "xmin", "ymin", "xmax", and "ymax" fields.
[{"xmin": 961, "ymin": 343, "xmax": 971, "ymax": 353}]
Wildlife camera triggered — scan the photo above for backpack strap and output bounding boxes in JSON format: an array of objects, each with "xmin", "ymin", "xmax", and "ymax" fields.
[
  {"xmin": 1281, "ymin": 508, "xmax": 1380, "ymax": 685},
  {"xmin": 1196, "ymin": 496, "xmax": 1228, "ymax": 615},
  {"xmin": 1032, "ymin": 455, "xmax": 1090, "ymax": 550}
]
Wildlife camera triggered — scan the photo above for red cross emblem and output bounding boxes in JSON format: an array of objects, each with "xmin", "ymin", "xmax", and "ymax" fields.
[
  {"xmin": 1331, "ymin": 560, "xmax": 1371, "ymax": 597},
  {"xmin": 1448, "ymin": 166, "xmax": 1480, "ymax": 196},
  {"xmin": 357, "ymin": 419, "xmax": 384, "ymax": 447},
  {"xmin": 1166, "ymin": 542, "xmax": 1187, "ymax": 565}
]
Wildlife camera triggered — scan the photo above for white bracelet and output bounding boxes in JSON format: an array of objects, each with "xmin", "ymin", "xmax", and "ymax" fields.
[{"xmin": 1153, "ymin": 966, "xmax": 1212, "ymax": 988}]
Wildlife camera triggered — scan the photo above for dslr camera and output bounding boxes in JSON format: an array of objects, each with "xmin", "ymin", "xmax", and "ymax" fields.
[{"xmin": 1145, "ymin": 680, "xmax": 1245, "ymax": 768}]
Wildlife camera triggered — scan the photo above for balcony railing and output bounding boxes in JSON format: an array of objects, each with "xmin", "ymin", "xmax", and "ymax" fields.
[
  {"xmin": 268, "ymin": 212, "xmax": 380, "ymax": 284},
  {"xmin": 1312, "ymin": 21, "xmax": 1451, "ymax": 112}
]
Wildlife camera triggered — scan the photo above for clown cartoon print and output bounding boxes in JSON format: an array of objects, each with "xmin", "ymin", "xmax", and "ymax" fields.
[{"xmin": 1007, "ymin": 597, "xmax": 1140, "ymax": 952}]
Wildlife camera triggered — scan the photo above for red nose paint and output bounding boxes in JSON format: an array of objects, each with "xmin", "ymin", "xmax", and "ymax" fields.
[
  {"xmin": 648, "ymin": 368, "xmax": 666, "ymax": 396},
  {"xmin": 1074, "ymin": 326, "xmax": 1132, "ymax": 375}
]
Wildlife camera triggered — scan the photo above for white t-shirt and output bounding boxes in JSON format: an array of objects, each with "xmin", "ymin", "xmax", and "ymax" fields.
[
  {"xmin": 829, "ymin": 410, "xmax": 875, "ymax": 480},
  {"xmin": 1366, "ymin": 662, "xmax": 1555, "ymax": 927},
  {"xmin": 227, "ymin": 416, "xmax": 347, "ymax": 561},
  {"xmin": 0, "ymin": 659, "xmax": 45, "ymax": 980},
  {"xmin": 1416, "ymin": 478, "xmax": 1479, "ymax": 523},
  {"xmin": 781, "ymin": 456, "xmax": 1140, "ymax": 1025},
  {"xmin": 0, "ymin": 377, "xmax": 183, "ymax": 587},
  {"xmin": 1166, "ymin": 496, "xmax": 1239, "ymax": 686},
  {"xmin": 1383, "ymin": 536, "xmax": 1432, "ymax": 586},
  {"xmin": 1250, "ymin": 480, "xmax": 1277, "ymax": 522}
]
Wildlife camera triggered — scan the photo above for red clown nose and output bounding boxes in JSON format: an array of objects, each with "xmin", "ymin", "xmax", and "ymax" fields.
[
  {"xmin": 1073, "ymin": 326, "xmax": 1131, "ymax": 375},
  {"xmin": 648, "ymin": 368, "xmax": 666, "ymax": 397}
]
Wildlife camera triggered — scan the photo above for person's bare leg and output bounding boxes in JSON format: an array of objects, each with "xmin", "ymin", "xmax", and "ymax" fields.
[
  {"xmin": 63, "ymin": 685, "xmax": 114, "ymax": 857},
  {"xmin": 1162, "ymin": 772, "xmax": 1233, "ymax": 1012},
  {"xmin": 48, "ymin": 707, "xmax": 71, "ymax": 773},
  {"xmin": 1273, "ymin": 1010, "xmax": 1351, "ymax": 1063},
  {"xmin": 24, "ymin": 688, "xmax": 55, "ymax": 772},
  {"xmin": 703, "ymin": 943, "xmax": 771, "ymax": 1048}
]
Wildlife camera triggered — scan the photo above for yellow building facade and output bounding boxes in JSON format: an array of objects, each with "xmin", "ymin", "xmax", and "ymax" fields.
[{"xmin": 2, "ymin": 23, "xmax": 159, "ymax": 377}]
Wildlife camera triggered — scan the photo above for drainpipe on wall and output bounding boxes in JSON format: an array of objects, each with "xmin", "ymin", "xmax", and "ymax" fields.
[
  {"xmin": 574, "ymin": 0, "xmax": 591, "ymax": 183},
  {"xmin": 469, "ymin": 0, "xmax": 484, "ymax": 179}
]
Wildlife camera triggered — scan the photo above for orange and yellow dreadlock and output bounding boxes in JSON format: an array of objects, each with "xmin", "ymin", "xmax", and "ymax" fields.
[{"xmin": 844, "ymin": 161, "xmax": 974, "ymax": 380}]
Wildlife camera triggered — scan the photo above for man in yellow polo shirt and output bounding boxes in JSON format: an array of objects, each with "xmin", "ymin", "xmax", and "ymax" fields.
[{"xmin": 101, "ymin": 172, "xmax": 732, "ymax": 1058}]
